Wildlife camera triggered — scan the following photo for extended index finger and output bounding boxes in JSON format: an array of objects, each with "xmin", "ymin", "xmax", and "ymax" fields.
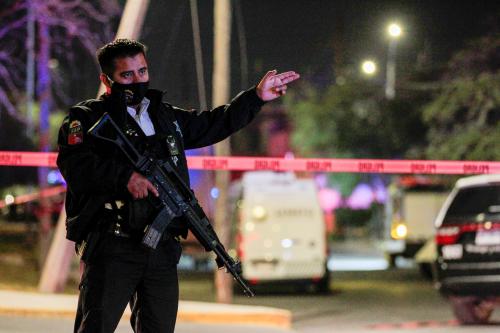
[{"xmin": 274, "ymin": 71, "xmax": 300, "ymax": 85}]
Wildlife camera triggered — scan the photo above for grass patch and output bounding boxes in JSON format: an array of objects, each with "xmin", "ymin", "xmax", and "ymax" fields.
[{"xmin": 0, "ymin": 222, "xmax": 41, "ymax": 291}]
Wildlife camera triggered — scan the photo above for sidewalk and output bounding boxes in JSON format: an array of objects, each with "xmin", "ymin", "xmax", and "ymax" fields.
[{"xmin": 0, "ymin": 290, "xmax": 291, "ymax": 329}]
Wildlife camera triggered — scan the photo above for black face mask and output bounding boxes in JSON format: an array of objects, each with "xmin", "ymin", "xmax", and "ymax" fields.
[{"xmin": 109, "ymin": 79, "xmax": 149, "ymax": 106}]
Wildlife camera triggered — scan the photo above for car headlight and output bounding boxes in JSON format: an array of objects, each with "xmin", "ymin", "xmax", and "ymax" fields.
[{"xmin": 391, "ymin": 223, "xmax": 408, "ymax": 240}]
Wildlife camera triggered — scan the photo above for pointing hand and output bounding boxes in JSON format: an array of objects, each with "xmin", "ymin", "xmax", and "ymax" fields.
[{"xmin": 256, "ymin": 70, "xmax": 300, "ymax": 101}]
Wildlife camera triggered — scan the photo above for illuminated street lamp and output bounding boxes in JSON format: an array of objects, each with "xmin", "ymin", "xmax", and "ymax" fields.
[
  {"xmin": 388, "ymin": 23, "xmax": 402, "ymax": 38},
  {"xmin": 361, "ymin": 60, "xmax": 377, "ymax": 76},
  {"xmin": 385, "ymin": 22, "xmax": 402, "ymax": 99}
]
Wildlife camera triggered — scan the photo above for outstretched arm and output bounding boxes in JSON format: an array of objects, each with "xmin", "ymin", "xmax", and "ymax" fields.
[
  {"xmin": 172, "ymin": 69, "xmax": 300, "ymax": 149},
  {"xmin": 256, "ymin": 70, "xmax": 300, "ymax": 101}
]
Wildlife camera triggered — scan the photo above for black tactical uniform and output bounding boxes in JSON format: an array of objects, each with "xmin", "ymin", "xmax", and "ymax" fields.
[{"xmin": 57, "ymin": 87, "xmax": 265, "ymax": 333}]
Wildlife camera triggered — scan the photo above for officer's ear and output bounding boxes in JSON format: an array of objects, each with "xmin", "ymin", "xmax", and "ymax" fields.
[{"xmin": 100, "ymin": 73, "xmax": 112, "ymax": 89}]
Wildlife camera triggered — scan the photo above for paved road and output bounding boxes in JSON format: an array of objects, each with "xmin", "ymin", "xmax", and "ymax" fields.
[
  {"xmin": 232, "ymin": 259, "xmax": 500, "ymax": 333},
  {"xmin": 2, "ymin": 239, "xmax": 500, "ymax": 333},
  {"xmin": 4, "ymin": 268, "xmax": 500, "ymax": 333},
  {"xmin": 0, "ymin": 269, "xmax": 500, "ymax": 333}
]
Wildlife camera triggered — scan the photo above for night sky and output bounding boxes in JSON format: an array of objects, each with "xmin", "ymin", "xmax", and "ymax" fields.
[
  {"xmin": 76, "ymin": 0, "xmax": 500, "ymax": 107},
  {"xmin": 1, "ymin": 1, "xmax": 499, "ymax": 185}
]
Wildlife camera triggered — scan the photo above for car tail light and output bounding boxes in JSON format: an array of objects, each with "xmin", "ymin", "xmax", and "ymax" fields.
[
  {"xmin": 436, "ymin": 226, "xmax": 461, "ymax": 245},
  {"xmin": 249, "ymin": 278, "xmax": 259, "ymax": 285}
]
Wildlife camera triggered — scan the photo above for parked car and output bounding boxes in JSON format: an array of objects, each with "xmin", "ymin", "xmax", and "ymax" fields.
[{"xmin": 435, "ymin": 174, "xmax": 500, "ymax": 324}]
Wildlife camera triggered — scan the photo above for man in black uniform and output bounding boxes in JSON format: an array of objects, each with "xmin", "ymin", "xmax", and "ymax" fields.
[{"xmin": 57, "ymin": 39, "xmax": 299, "ymax": 333}]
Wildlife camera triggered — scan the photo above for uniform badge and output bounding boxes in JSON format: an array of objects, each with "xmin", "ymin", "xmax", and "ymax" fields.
[
  {"xmin": 68, "ymin": 120, "xmax": 83, "ymax": 145},
  {"xmin": 166, "ymin": 135, "xmax": 179, "ymax": 155}
]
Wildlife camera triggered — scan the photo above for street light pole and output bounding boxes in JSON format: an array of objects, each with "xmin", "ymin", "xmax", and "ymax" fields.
[
  {"xmin": 385, "ymin": 38, "xmax": 397, "ymax": 99},
  {"xmin": 212, "ymin": 0, "xmax": 233, "ymax": 304},
  {"xmin": 385, "ymin": 23, "xmax": 402, "ymax": 100}
]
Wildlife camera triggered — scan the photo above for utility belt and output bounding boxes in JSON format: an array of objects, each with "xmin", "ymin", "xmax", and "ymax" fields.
[{"xmin": 103, "ymin": 200, "xmax": 181, "ymax": 242}]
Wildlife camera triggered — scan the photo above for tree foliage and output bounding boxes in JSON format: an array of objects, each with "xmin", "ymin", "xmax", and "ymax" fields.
[
  {"xmin": 286, "ymin": 79, "xmax": 427, "ymax": 159},
  {"xmin": 423, "ymin": 35, "xmax": 500, "ymax": 160},
  {"xmin": 284, "ymin": 77, "xmax": 429, "ymax": 198}
]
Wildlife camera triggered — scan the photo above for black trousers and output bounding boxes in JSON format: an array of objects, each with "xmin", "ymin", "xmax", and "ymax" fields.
[{"xmin": 74, "ymin": 233, "xmax": 182, "ymax": 333}]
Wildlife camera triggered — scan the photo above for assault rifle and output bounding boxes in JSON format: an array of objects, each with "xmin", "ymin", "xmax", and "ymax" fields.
[{"xmin": 88, "ymin": 113, "xmax": 255, "ymax": 297}]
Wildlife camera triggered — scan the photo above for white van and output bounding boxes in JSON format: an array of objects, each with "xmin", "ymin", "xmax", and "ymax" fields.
[
  {"xmin": 383, "ymin": 178, "xmax": 449, "ymax": 277},
  {"xmin": 236, "ymin": 171, "xmax": 328, "ymax": 292}
]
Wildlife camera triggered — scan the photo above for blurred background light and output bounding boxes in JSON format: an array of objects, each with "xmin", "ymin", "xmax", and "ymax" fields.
[
  {"xmin": 361, "ymin": 60, "xmax": 377, "ymax": 75},
  {"xmin": 5, "ymin": 194, "xmax": 15, "ymax": 206},
  {"xmin": 210, "ymin": 187, "xmax": 219, "ymax": 199},
  {"xmin": 346, "ymin": 183, "xmax": 373, "ymax": 209}
]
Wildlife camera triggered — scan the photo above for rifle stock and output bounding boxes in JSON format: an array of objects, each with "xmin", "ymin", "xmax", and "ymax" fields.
[{"xmin": 88, "ymin": 113, "xmax": 255, "ymax": 297}]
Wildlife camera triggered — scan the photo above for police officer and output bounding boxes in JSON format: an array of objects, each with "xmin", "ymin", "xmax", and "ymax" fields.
[{"xmin": 57, "ymin": 39, "xmax": 299, "ymax": 333}]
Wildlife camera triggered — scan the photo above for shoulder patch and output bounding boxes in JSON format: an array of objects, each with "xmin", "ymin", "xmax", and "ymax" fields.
[{"xmin": 68, "ymin": 120, "xmax": 83, "ymax": 145}]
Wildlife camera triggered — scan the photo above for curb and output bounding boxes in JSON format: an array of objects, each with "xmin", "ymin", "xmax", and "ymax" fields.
[
  {"xmin": 178, "ymin": 301, "xmax": 291, "ymax": 329},
  {"xmin": 0, "ymin": 290, "xmax": 291, "ymax": 329}
]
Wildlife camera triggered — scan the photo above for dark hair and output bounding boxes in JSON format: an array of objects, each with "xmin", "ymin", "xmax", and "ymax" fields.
[{"xmin": 96, "ymin": 39, "xmax": 147, "ymax": 77}]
